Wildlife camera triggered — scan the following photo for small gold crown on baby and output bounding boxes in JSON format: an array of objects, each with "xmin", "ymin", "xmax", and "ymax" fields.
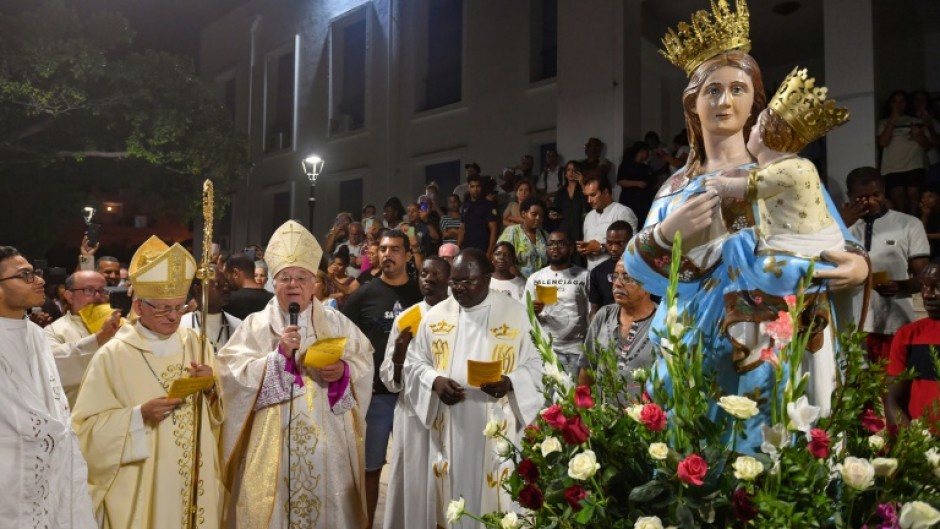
[
  {"xmin": 490, "ymin": 324, "xmax": 519, "ymax": 340},
  {"xmin": 769, "ymin": 67, "xmax": 851, "ymax": 144},
  {"xmin": 659, "ymin": 0, "xmax": 751, "ymax": 77},
  {"xmin": 429, "ymin": 320, "xmax": 455, "ymax": 334}
]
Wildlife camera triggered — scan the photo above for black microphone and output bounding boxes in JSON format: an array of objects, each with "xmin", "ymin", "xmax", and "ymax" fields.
[{"xmin": 288, "ymin": 302, "xmax": 300, "ymax": 327}]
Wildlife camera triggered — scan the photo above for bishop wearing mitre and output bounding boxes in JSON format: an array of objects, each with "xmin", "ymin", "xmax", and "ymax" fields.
[
  {"xmin": 217, "ymin": 220, "xmax": 374, "ymax": 528},
  {"xmin": 72, "ymin": 236, "xmax": 224, "ymax": 528}
]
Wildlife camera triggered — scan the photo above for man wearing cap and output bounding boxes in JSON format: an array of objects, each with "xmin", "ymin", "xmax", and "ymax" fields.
[
  {"xmin": 218, "ymin": 220, "xmax": 374, "ymax": 529},
  {"xmin": 72, "ymin": 236, "xmax": 224, "ymax": 528},
  {"xmin": 0, "ymin": 246, "xmax": 96, "ymax": 528},
  {"xmin": 45, "ymin": 270, "xmax": 123, "ymax": 407}
]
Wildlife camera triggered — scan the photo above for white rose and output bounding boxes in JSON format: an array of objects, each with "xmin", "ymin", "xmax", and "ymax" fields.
[
  {"xmin": 500, "ymin": 512, "xmax": 522, "ymax": 529},
  {"xmin": 568, "ymin": 449, "xmax": 600, "ymax": 480},
  {"xmin": 626, "ymin": 404, "xmax": 644, "ymax": 423},
  {"xmin": 868, "ymin": 434, "xmax": 885, "ymax": 452},
  {"xmin": 839, "ymin": 456, "xmax": 875, "ymax": 491},
  {"xmin": 446, "ymin": 497, "xmax": 465, "ymax": 523},
  {"xmin": 648, "ymin": 442, "xmax": 669, "ymax": 461},
  {"xmin": 900, "ymin": 501, "xmax": 940, "ymax": 529},
  {"xmin": 872, "ymin": 457, "xmax": 898, "ymax": 478},
  {"xmin": 787, "ymin": 396, "xmax": 821, "ymax": 433},
  {"xmin": 483, "ymin": 419, "xmax": 500, "ymax": 439},
  {"xmin": 718, "ymin": 395, "xmax": 759, "ymax": 420},
  {"xmin": 496, "ymin": 439, "xmax": 512, "ymax": 457},
  {"xmin": 760, "ymin": 423, "xmax": 789, "ymax": 457},
  {"xmin": 732, "ymin": 456, "xmax": 764, "ymax": 481},
  {"xmin": 540, "ymin": 436, "xmax": 562, "ymax": 457},
  {"xmin": 632, "ymin": 367, "xmax": 649, "ymax": 382},
  {"xmin": 926, "ymin": 447, "xmax": 940, "ymax": 468},
  {"xmin": 634, "ymin": 516, "xmax": 664, "ymax": 529}
]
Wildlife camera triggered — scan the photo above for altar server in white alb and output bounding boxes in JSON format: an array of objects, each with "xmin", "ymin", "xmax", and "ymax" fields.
[
  {"xmin": 0, "ymin": 245, "xmax": 96, "ymax": 528},
  {"xmin": 217, "ymin": 220, "xmax": 374, "ymax": 528},
  {"xmin": 405, "ymin": 248, "xmax": 544, "ymax": 528}
]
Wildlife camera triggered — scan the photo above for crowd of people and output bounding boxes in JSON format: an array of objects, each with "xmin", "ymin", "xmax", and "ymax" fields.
[{"xmin": 3, "ymin": 16, "xmax": 940, "ymax": 529}]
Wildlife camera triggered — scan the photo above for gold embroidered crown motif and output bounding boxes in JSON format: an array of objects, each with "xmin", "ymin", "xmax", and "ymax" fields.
[
  {"xmin": 768, "ymin": 67, "xmax": 851, "ymax": 144},
  {"xmin": 490, "ymin": 324, "xmax": 519, "ymax": 340},
  {"xmin": 430, "ymin": 320, "xmax": 455, "ymax": 334},
  {"xmin": 659, "ymin": 0, "xmax": 751, "ymax": 77}
]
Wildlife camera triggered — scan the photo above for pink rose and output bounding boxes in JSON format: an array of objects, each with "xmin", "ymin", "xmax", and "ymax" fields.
[
  {"xmin": 574, "ymin": 385, "xmax": 595, "ymax": 409},
  {"xmin": 677, "ymin": 454, "xmax": 708, "ymax": 486},
  {"xmin": 640, "ymin": 403, "xmax": 667, "ymax": 432},
  {"xmin": 540, "ymin": 404, "xmax": 567, "ymax": 430}
]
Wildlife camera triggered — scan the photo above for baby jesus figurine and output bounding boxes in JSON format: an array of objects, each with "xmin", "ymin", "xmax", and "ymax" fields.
[{"xmin": 706, "ymin": 67, "xmax": 853, "ymax": 372}]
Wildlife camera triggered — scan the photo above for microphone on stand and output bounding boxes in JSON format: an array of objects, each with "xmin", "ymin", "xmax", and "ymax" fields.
[
  {"xmin": 288, "ymin": 302, "xmax": 301, "ymax": 359},
  {"xmin": 286, "ymin": 300, "xmax": 301, "ymax": 527}
]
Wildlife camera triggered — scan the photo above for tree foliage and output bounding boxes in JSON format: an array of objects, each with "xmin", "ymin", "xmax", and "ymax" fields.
[{"xmin": 0, "ymin": 1, "xmax": 248, "ymax": 255}]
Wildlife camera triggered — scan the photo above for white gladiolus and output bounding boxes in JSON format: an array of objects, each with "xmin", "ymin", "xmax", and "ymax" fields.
[
  {"xmin": 568, "ymin": 450, "xmax": 600, "ymax": 480},
  {"xmin": 540, "ymin": 436, "xmax": 562, "ymax": 457},
  {"xmin": 787, "ymin": 396, "xmax": 821, "ymax": 433},
  {"xmin": 446, "ymin": 498, "xmax": 466, "ymax": 523},
  {"xmin": 839, "ymin": 457, "xmax": 875, "ymax": 491},
  {"xmin": 899, "ymin": 501, "xmax": 940, "ymax": 529},
  {"xmin": 760, "ymin": 423, "xmax": 789, "ymax": 457},
  {"xmin": 544, "ymin": 362, "xmax": 573, "ymax": 390}
]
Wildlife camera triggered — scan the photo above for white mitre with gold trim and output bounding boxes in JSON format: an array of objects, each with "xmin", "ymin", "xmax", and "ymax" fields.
[
  {"xmin": 128, "ymin": 235, "xmax": 197, "ymax": 300},
  {"xmin": 264, "ymin": 220, "xmax": 323, "ymax": 277}
]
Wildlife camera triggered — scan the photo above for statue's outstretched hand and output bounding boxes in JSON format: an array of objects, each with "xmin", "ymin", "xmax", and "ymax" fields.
[
  {"xmin": 658, "ymin": 189, "xmax": 721, "ymax": 244},
  {"xmin": 814, "ymin": 250, "xmax": 869, "ymax": 290},
  {"xmin": 705, "ymin": 174, "xmax": 747, "ymax": 199}
]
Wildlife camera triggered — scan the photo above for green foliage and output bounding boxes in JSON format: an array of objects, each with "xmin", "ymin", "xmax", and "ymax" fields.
[{"xmin": 0, "ymin": 1, "xmax": 248, "ymax": 252}]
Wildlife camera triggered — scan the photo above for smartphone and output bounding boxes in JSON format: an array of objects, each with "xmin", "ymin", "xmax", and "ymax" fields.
[
  {"xmin": 107, "ymin": 287, "xmax": 133, "ymax": 316},
  {"xmin": 407, "ymin": 227, "xmax": 416, "ymax": 240},
  {"xmin": 86, "ymin": 223, "xmax": 101, "ymax": 248}
]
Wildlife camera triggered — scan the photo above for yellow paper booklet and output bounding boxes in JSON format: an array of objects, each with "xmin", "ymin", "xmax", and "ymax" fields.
[
  {"xmin": 78, "ymin": 303, "xmax": 122, "ymax": 333},
  {"xmin": 167, "ymin": 376, "xmax": 215, "ymax": 399},
  {"xmin": 397, "ymin": 304, "xmax": 422, "ymax": 333},
  {"xmin": 467, "ymin": 359, "xmax": 503, "ymax": 387},
  {"xmin": 303, "ymin": 337, "xmax": 347, "ymax": 368},
  {"xmin": 535, "ymin": 284, "xmax": 558, "ymax": 305}
]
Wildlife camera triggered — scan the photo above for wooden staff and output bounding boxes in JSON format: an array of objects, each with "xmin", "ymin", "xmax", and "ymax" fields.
[{"xmin": 187, "ymin": 179, "xmax": 214, "ymax": 529}]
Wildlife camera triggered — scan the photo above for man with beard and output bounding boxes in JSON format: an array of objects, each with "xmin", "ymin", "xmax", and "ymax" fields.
[
  {"xmin": 526, "ymin": 230, "xmax": 590, "ymax": 378},
  {"xmin": 886, "ymin": 261, "xmax": 940, "ymax": 429},
  {"xmin": 379, "ymin": 256, "xmax": 450, "ymax": 529},
  {"xmin": 404, "ymin": 248, "xmax": 543, "ymax": 528},
  {"xmin": 341, "ymin": 229, "xmax": 422, "ymax": 528},
  {"xmin": 0, "ymin": 246, "xmax": 96, "ymax": 528},
  {"xmin": 180, "ymin": 266, "xmax": 242, "ymax": 349},
  {"xmin": 578, "ymin": 260, "xmax": 657, "ymax": 396}
]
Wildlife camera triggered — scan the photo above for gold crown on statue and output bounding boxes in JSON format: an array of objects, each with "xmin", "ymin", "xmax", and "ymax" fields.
[
  {"xmin": 128, "ymin": 236, "xmax": 196, "ymax": 300},
  {"xmin": 769, "ymin": 67, "xmax": 851, "ymax": 144},
  {"xmin": 659, "ymin": 0, "xmax": 751, "ymax": 77}
]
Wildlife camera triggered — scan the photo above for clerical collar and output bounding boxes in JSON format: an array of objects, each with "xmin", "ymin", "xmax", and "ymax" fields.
[{"xmin": 136, "ymin": 321, "xmax": 174, "ymax": 341}]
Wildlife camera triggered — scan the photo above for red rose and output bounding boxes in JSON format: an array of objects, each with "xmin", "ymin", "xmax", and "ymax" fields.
[
  {"xmin": 861, "ymin": 409, "xmax": 886, "ymax": 433},
  {"xmin": 640, "ymin": 403, "xmax": 667, "ymax": 432},
  {"xmin": 540, "ymin": 404, "xmax": 567, "ymax": 430},
  {"xmin": 561, "ymin": 415, "xmax": 591, "ymax": 445},
  {"xmin": 574, "ymin": 385, "xmax": 595, "ymax": 409},
  {"xmin": 677, "ymin": 453, "xmax": 708, "ymax": 486},
  {"xmin": 563, "ymin": 484, "xmax": 588, "ymax": 512},
  {"xmin": 641, "ymin": 390, "xmax": 652, "ymax": 403},
  {"xmin": 731, "ymin": 488, "xmax": 758, "ymax": 522},
  {"xmin": 518, "ymin": 483, "xmax": 544, "ymax": 510},
  {"xmin": 807, "ymin": 428, "xmax": 831, "ymax": 459},
  {"xmin": 517, "ymin": 458, "xmax": 540, "ymax": 483}
]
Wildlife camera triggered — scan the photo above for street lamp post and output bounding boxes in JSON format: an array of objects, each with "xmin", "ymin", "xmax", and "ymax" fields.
[{"xmin": 301, "ymin": 155, "xmax": 324, "ymax": 231}]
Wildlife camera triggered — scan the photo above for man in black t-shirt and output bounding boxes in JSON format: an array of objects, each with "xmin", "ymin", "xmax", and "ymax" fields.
[
  {"xmin": 458, "ymin": 174, "xmax": 498, "ymax": 257},
  {"xmin": 341, "ymin": 230, "xmax": 422, "ymax": 528},
  {"xmin": 223, "ymin": 254, "xmax": 273, "ymax": 319},
  {"xmin": 588, "ymin": 221, "xmax": 632, "ymax": 319}
]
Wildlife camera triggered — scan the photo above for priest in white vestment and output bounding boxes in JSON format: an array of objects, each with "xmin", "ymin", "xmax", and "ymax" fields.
[
  {"xmin": 217, "ymin": 220, "xmax": 374, "ymax": 529},
  {"xmin": 380, "ymin": 256, "xmax": 450, "ymax": 529},
  {"xmin": 0, "ymin": 246, "xmax": 96, "ymax": 528},
  {"xmin": 404, "ymin": 248, "xmax": 544, "ymax": 528},
  {"xmin": 72, "ymin": 236, "xmax": 225, "ymax": 529},
  {"xmin": 44, "ymin": 270, "xmax": 123, "ymax": 407}
]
